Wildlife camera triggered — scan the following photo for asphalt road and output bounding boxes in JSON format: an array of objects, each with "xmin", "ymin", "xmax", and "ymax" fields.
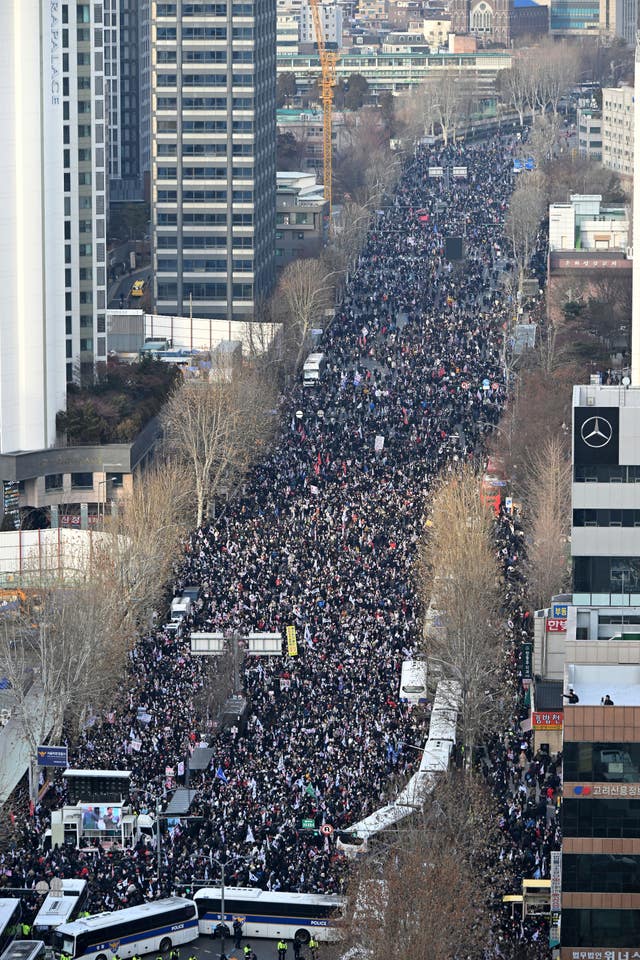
[{"xmin": 189, "ymin": 935, "xmax": 296, "ymax": 960}]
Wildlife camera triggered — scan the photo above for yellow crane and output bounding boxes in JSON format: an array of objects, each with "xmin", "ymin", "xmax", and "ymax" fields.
[{"xmin": 308, "ymin": 0, "xmax": 338, "ymax": 219}]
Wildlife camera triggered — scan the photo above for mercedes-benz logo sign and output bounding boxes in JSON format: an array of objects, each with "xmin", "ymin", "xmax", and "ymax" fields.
[{"xmin": 581, "ymin": 415, "xmax": 613, "ymax": 449}]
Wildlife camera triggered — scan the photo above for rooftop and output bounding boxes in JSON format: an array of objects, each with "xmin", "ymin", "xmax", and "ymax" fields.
[{"xmin": 565, "ymin": 663, "xmax": 640, "ymax": 705}]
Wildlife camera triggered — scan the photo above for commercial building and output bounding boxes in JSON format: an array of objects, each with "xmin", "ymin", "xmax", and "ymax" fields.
[
  {"xmin": 577, "ymin": 106, "xmax": 602, "ymax": 161},
  {"xmin": 548, "ymin": 195, "xmax": 628, "ymax": 253},
  {"xmin": 560, "ymin": 666, "xmax": 640, "ymax": 960},
  {"xmin": 152, "ymin": 0, "xmax": 277, "ymax": 322},
  {"xmin": 276, "ymin": 172, "xmax": 328, "ymax": 266},
  {"xmin": 601, "ymin": 85, "xmax": 634, "ymax": 178},
  {"xmin": 277, "ymin": 109, "xmax": 350, "ymax": 174},
  {"xmin": 277, "ymin": 12, "xmax": 300, "ymax": 55},
  {"xmin": 549, "ymin": 0, "xmax": 599, "ymax": 34},
  {"xmin": 420, "ymin": 13, "xmax": 452, "ymax": 47}
]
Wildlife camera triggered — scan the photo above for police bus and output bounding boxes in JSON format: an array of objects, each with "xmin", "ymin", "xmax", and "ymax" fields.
[
  {"xmin": 0, "ymin": 900, "xmax": 23, "ymax": 956},
  {"xmin": 194, "ymin": 887, "xmax": 346, "ymax": 944},
  {"xmin": 0, "ymin": 943, "xmax": 46, "ymax": 960},
  {"xmin": 53, "ymin": 898, "xmax": 198, "ymax": 960},
  {"xmin": 33, "ymin": 880, "xmax": 89, "ymax": 944}
]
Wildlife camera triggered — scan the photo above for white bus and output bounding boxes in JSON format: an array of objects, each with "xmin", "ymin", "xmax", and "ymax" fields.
[
  {"xmin": 194, "ymin": 887, "xmax": 345, "ymax": 944},
  {"xmin": 0, "ymin": 900, "xmax": 22, "ymax": 957},
  {"xmin": 0, "ymin": 943, "xmax": 46, "ymax": 960},
  {"xmin": 399, "ymin": 660, "xmax": 428, "ymax": 706},
  {"xmin": 53, "ymin": 898, "xmax": 198, "ymax": 960},
  {"xmin": 33, "ymin": 880, "xmax": 89, "ymax": 945}
]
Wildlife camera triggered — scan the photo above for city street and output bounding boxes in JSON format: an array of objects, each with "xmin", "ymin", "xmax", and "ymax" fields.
[{"xmin": 188, "ymin": 936, "xmax": 297, "ymax": 960}]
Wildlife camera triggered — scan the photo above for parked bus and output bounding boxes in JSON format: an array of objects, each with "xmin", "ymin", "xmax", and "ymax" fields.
[
  {"xmin": 0, "ymin": 943, "xmax": 45, "ymax": 960},
  {"xmin": 399, "ymin": 659, "xmax": 428, "ymax": 707},
  {"xmin": 194, "ymin": 887, "xmax": 345, "ymax": 944},
  {"xmin": 33, "ymin": 881, "xmax": 88, "ymax": 945},
  {"xmin": 53, "ymin": 898, "xmax": 198, "ymax": 960},
  {"xmin": 0, "ymin": 900, "xmax": 22, "ymax": 956}
]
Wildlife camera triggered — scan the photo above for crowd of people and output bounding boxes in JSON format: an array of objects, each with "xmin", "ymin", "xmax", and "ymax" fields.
[{"xmin": 1, "ymin": 133, "xmax": 560, "ymax": 956}]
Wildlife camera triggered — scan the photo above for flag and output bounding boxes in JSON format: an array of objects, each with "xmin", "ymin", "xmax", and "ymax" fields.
[
  {"xmin": 304, "ymin": 624, "xmax": 312, "ymax": 647},
  {"xmin": 177, "ymin": 761, "xmax": 185, "ymax": 777},
  {"xmin": 216, "ymin": 766, "xmax": 229, "ymax": 784},
  {"xmin": 305, "ymin": 783, "xmax": 317, "ymax": 799},
  {"xmin": 246, "ymin": 825, "xmax": 255, "ymax": 843}
]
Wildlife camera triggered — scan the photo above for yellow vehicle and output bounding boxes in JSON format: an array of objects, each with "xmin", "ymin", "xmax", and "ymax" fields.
[{"xmin": 130, "ymin": 279, "xmax": 145, "ymax": 298}]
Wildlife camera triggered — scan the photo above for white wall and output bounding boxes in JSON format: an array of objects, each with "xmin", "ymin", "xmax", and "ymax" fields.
[{"xmin": 0, "ymin": 1, "xmax": 66, "ymax": 455}]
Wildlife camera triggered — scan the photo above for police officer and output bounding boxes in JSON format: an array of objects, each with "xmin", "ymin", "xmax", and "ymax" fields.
[
  {"xmin": 293, "ymin": 939, "xmax": 302, "ymax": 960},
  {"xmin": 242, "ymin": 945, "xmax": 251, "ymax": 960},
  {"xmin": 277, "ymin": 940, "xmax": 287, "ymax": 960},
  {"xmin": 21, "ymin": 922, "xmax": 31, "ymax": 938},
  {"xmin": 169, "ymin": 949, "xmax": 180, "ymax": 960},
  {"xmin": 309, "ymin": 936, "xmax": 319, "ymax": 960},
  {"xmin": 234, "ymin": 919, "xmax": 244, "ymax": 948}
]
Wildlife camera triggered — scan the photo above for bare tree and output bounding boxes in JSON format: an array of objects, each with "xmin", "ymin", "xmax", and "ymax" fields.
[
  {"xmin": 342, "ymin": 772, "xmax": 496, "ymax": 960},
  {"xmin": 433, "ymin": 71, "xmax": 464, "ymax": 147},
  {"xmin": 504, "ymin": 177, "xmax": 547, "ymax": 287},
  {"xmin": 418, "ymin": 467, "xmax": 507, "ymax": 761},
  {"xmin": 277, "ymin": 258, "xmax": 335, "ymax": 373},
  {"xmin": 523, "ymin": 437, "xmax": 571, "ymax": 608},
  {"xmin": 498, "ymin": 58, "xmax": 529, "ymax": 126},
  {"xmin": 161, "ymin": 373, "xmax": 275, "ymax": 526}
]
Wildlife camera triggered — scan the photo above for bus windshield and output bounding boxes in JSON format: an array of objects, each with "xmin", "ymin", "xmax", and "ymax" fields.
[{"xmin": 0, "ymin": 900, "xmax": 22, "ymax": 957}]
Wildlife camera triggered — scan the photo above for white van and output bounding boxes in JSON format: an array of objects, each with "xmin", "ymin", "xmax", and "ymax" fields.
[
  {"xmin": 302, "ymin": 352, "xmax": 326, "ymax": 387},
  {"xmin": 399, "ymin": 659, "xmax": 428, "ymax": 707},
  {"xmin": 170, "ymin": 596, "xmax": 191, "ymax": 621}
]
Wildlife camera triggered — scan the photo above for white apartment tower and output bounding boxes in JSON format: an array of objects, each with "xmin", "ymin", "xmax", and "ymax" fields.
[
  {"xmin": 0, "ymin": 1, "xmax": 67, "ymax": 453},
  {"xmin": 151, "ymin": 0, "xmax": 277, "ymax": 321}
]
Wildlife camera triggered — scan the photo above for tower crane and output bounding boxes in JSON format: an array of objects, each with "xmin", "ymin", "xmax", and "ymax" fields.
[{"xmin": 308, "ymin": 0, "xmax": 338, "ymax": 220}]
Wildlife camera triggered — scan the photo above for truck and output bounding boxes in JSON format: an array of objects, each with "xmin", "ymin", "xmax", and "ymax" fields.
[{"xmin": 302, "ymin": 353, "xmax": 326, "ymax": 387}]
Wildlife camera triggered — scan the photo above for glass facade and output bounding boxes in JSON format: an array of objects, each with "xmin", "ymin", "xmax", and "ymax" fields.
[
  {"xmin": 573, "ymin": 557, "xmax": 640, "ymax": 595},
  {"xmin": 563, "ymin": 908, "xmax": 640, "ymax": 947},
  {"xmin": 562, "ymin": 854, "xmax": 640, "ymax": 893},
  {"xmin": 562, "ymin": 798, "xmax": 640, "ymax": 838},
  {"xmin": 549, "ymin": 0, "xmax": 599, "ymax": 30},
  {"xmin": 564, "ymin": 742, "xmax": 640, "ymax": 783}
]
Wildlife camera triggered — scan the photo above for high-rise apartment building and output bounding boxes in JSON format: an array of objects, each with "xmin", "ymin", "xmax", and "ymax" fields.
[
  {"xmin": 65, "ymin": 1, "xmax": 109, "ymax": 381},
  {"xmin": 0, "ymin": 0, "xmax": 67, "ymax": 453},
  {"xmin": 602, "ymin": 85, "xmax": 634, "ymax": 179},
  {"xmin": 151, "ymin": 0, "xmax": 277, "ymax": 321}
]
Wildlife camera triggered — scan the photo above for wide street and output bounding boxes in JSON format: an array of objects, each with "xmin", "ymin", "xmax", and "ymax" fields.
[{"xmin": 188, "ymin": 936, "xmax": 300, "ymax": 960}]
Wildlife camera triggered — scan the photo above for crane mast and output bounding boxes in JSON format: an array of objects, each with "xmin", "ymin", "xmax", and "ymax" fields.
[{"xmin": 308, "ymin": 0, "xmax": 338, "ymax": 219}]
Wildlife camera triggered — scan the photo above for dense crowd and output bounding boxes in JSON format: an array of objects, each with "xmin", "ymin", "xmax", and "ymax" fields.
[{"xmin": 1, "ymin": 134, "xmax": 558, "ymax": 956}]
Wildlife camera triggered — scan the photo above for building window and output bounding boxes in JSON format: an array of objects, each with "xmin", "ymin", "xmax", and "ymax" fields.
[
  {"xmin": 71, "ymin": 472, "xmax": 94, "ymax": 489},
  {"xmin": 45, "ymin": 474, "xmax": 64, "ymax": 492},
  {"xmin": 562, "ymin": 908, "xmax": 640, "ymax": 948},
  {"xmin": 564, "ymin": 742, "xmax": 640, "ymax": 783},
  {"xmin": 562, "ymin": 853, "xmax": 640, "ymax": 893},
  {"xmin": 562, "ymin": 797, "xmax": 640, "ymax": 839}
]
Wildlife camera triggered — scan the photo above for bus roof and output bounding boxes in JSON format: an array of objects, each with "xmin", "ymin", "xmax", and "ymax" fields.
[
  {"xmin": 56, "ymin": 898, "xmax": 193, "ymax": 936},
  {"xmin": 0, "ymin": 900, "xmax": 20, "ymax": 923},
  {"xmin": 62, "ymin": 769, "xmax": 131, "ymax": 779},
  {"xmin": 0, "ymin": 943, "xmax": 45, "ymax": 960},
  {"xmin": 337, "ymin": 802, "xmax": 410, "ymax": 842},
  {"xmin": 193, "ymin": 888, "xmax": 345, "ymax": 907},
  {"xmin": 34, "ymin": 881, "xmax": 87, "ymax": 928}
]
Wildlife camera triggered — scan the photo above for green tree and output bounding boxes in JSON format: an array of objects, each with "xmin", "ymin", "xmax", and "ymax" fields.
[
  {"xmin": 276, "ymin": 72, "xmax": 297, "ymax": 107},
  {"xmin": 344, "ymin": 73, "xmax": 369, "ymax": 110}
]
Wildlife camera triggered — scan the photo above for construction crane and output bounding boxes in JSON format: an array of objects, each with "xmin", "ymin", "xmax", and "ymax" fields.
[{"xmin": 308, "ymin": 0, "xmax": 338, "ymax": 220}]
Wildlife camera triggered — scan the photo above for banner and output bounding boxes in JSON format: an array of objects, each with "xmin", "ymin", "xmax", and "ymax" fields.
[
  {"xmin": 286, "ymin": 625, "xmax": 298, "ymax": 658},
  {"xmin": 532, "ymin": 711, "xmax": 563, "ymax": 730}
]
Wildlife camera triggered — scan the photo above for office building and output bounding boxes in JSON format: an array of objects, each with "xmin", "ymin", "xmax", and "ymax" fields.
[
  {"xmin": 602, "ymin": 85, "xmax": 634, "ymax": 178},
  {"xmin": 577, "ymin": 106, "xmax": 602, "ymax": 161},
  {"xmin": 277, "ymin": 13, "xmax": 300, "ymax": 55},
  {"xmin": 571, "ymin": 383, "xmax": 640, "ymax": 604},
  {"xmin": 560, "ymin": 666, "xmax": 640, "ymax": 960},
  {"xmin": 548, "ymin": 195, "xmax": 628, "ymax": 253},
  {"xmin": 107, "ymin": 0, "xmax": 152, "ymax": 200},
  {"xmin": 276, "ymin": 172, "xmax": 328, "ymax": 267},
  {"xmin": 152, "ymin": 0, "xmax": 277, "ymax": 322},
  {"xmin": 549, "ymin": 0, "xmax": 599, "ymax": 33}
]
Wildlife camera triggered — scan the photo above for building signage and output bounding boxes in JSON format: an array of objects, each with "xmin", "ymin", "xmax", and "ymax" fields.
[
  {"xmin": 546, "ymin": 618, "xmax": 567, "ymax": 633},
  {"xmin": 550, "ymin": 851, "xmax": 562, "ymax": 912},
  {"xmin": 521, "ymin": 641, "xmax": 532, "ymax": 678},
  {"xmin": 567, "ymin": 782, "xmax": 640, "ymax": 797},
  {"xmin": 532, "ymin": 711, "xmax": 563, "ymax": 730},
  {"xmin": 50, "ymin": 1, "xmax": 62, "ymax": 104},
  {"xmin": 561, "ymin": 950, "xmax": 640, "ymax": 959},
  {"xmin": 573, "ymin": 406, "xmax": 619, "ymax": 466},
  {"xmin": 552, "ymin": 603, "xmax": 568, "ymax": 619},
  {"xmin": 37, "ymin": 745, "xmax": 69, "ymax": 767}
]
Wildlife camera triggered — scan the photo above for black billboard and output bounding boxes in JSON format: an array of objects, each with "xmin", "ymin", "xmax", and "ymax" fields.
[{"xmin": 573, "ymin": 406, "xmax": 619, "ymax": 466}]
